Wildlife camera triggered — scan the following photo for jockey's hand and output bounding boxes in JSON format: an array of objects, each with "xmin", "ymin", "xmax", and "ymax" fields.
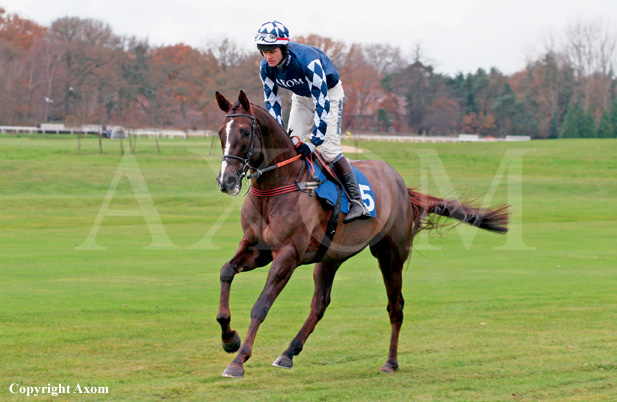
[{"xmin": 296, "ymin": 142, "xmax": 316, "ymax": 159}]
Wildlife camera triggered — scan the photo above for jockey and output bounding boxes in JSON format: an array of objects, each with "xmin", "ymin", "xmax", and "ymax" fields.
[{"xmin": 255, "ymin": 21, "xmax": 371, "ymax": 223}]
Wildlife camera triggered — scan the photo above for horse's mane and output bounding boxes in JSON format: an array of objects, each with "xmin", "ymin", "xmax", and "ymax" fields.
[{"xmin": 232, "ymin": 101, "xmax": 296, "ymax": 149}]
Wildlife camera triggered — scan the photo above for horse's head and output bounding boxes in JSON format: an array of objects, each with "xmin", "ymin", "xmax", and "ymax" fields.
[{"xmin": 215, "ymin": 91, "xmax": 261, "ymax": 196}]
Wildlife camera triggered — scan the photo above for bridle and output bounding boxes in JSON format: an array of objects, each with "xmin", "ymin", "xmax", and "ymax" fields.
[
  {"xmin": 218, "ymin": 107, "xmax": 312, "ymax": 199},
  {"xmin": 219, "ymin": 111, "xmax": 304, "ymax": 185},
  {"xmin": 220, "ymin": 112, "xmax": 262, "ymax": 181},
  {"xmin": 218, "ymin": 107, "xmax": 323, "ymax": 196}
]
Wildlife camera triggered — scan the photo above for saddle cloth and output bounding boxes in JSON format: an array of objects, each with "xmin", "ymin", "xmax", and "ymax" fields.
[{"xmin": 306, "ymin": 159, "xmax": 377, "ymax": 218}]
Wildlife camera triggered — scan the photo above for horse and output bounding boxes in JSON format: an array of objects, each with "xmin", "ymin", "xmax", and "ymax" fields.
[{"xmin": 214, "ymin": 90, "xmax": 509, "ymax": 378}]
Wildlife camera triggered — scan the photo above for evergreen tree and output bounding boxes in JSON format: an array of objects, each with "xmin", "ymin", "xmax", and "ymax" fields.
[
  {"xmin": 579, "ymin": 109, "xmax": 596, "ymax": 138},
  {"xmin": 596, "ymin": 110, "xmax": 615, "ymax": 138},
  {"xmin": 511, "ymin": 102, "xmax": 538, "ymax": 137},
  {"xmin": 376, "ymin": 108, "xmax": 391, "ymax": 132},
  {"xmin": 492, "ymin": 84, "xmax": 538, "ymax": 137},
  {"xmin": 382, "ymin": 60, "xmax": 446, "ymax": 133},
  {"xmin": 492, "ymin": 84, "xmax": 517, "ymax": 135},
  {"xmin": 549, "ymin": 114, "xmax": 559, "ymax": 139},
  {"xmin": 611, "ymin": 100, "xmax": 617, "ymax": 137},
  {"xmin": 559, "ymin": 104, "xmax": 582, "ymax": 138},
  {"xmin": 444, "ymin": 73, "xmax": 467, "ymax": 106}
]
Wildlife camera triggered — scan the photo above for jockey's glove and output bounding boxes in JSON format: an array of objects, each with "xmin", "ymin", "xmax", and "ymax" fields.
[{"xmin": 296, "ymin": 142, "xmax": 316, "ymax": 159}]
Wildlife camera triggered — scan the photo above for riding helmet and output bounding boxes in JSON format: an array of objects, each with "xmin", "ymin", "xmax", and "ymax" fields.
[{"xmin": 255, "ymin": 21, "xmax": 290, "ymax": 53}]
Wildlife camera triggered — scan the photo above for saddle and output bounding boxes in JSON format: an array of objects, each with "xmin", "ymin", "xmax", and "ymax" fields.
[
  {"xmin": 303, "ymin": 152, "xmax": 376, "ymax": 262},
  {"xmin": 305, "ymin": 152, "xmax": 376, "ymax": 216}
]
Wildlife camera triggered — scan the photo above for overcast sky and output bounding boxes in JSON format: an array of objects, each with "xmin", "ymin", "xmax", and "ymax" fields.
[{"xmin": 3, "ymin": 0, "xmax": 616, "ymax": 76}]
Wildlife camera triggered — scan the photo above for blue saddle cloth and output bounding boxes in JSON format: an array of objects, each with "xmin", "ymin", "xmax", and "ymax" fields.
[{"xmin": 307, "ymin": 160, "xmax": 377, "ymax": 217}]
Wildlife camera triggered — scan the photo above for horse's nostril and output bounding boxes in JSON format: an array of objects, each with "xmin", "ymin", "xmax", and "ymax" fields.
[{"xmin": 225, "ymin": 176, "xmax": 237, "ymax": 189}]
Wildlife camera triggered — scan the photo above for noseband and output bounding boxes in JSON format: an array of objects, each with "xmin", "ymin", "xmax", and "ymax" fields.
[{"xmin": 220, "ymin": 113, "xmax": 262, "ymax": 180}]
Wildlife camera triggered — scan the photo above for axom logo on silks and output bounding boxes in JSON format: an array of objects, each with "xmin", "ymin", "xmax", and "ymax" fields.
[{"xmin": 276, "ymin": 78, "xmax": 305, "ymax": 88}]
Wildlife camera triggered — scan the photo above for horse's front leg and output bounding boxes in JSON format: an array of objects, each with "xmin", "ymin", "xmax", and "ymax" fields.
[
  {"xmin": 217, "ymin": 238, "xmax": 272, "ymax": 354},
  {"xmin": 273, "ymin": 261, "xmax": 342, "ymax": 369},
  {"xmin": 222, "ymin": 246, "xmax": 300, "ymax": 378}
]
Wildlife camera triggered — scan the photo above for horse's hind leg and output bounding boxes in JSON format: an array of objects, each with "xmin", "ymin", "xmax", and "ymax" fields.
[
  {"xmin": 273, "ymin": 261, "xmax": 342, "ymax": 369},
  {"xmin": 217, "ymin": 239, "xmax": 272, "ymax": 355},
  {"xmin": 370, "ymin": 238, "xmax": 407, "ymax": 373}
]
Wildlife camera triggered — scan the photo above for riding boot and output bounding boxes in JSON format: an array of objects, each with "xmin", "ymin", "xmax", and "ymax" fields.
[{"xmin": 332, "ymin": 157, "xmax": 371, "ymax": 223}]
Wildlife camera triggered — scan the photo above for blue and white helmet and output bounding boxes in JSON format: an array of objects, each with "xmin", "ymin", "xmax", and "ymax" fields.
[{"xmin": 255, "ymin": 21, "xmax": 290, "ymax": 51}]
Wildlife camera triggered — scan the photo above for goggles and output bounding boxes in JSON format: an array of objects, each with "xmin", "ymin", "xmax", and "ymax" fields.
[{"xmin": 255, "ymin": 32, "xmax": 289, "ymax": 44}]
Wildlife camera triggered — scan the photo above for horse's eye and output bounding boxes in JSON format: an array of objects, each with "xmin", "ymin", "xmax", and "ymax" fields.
[{"xmin": 242, "ymin": 129, "xmax": 251, "ymax": 139}]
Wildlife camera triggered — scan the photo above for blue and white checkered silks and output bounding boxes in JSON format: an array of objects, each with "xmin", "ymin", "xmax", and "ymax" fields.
[
  {"xmin": 306, "ymin": 59, "xmax": 330, "ymax": 145},
  {"xmin": 256, "ymin": 21, "xmax": 290, "ymax": 43},
  {"xmin": 260, "ymin": 73, "xmax": 285, "ymax": 128}
]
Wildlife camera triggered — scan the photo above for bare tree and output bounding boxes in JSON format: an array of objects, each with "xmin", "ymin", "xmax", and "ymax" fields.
[
  {"xmin": 563, "ymin": 19, "xmax": 616, "ymax": 111},
  {"xmin": 362, "ymin": 43, "xmax": 407, "ymax": 75},
  {"xmin": 34, "ymin": 37, "xmax": 65, "ymax": 122},
  {"xmin": 0, "ymin": 8, "xmax": 47, "ymax": 124},
  {"xmin": 50, "ymin": 16, "xmax": 122, "ymax": 125},
  {"xmin": 295, "ymin": 34, "xmax": 349, "ymax": 69},
  {"xmin": 207, "ymin": 38, "xmax": 247, "ymax": 71}
]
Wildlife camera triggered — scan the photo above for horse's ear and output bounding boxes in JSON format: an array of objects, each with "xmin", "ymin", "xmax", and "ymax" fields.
[
  {"xmin": 215, "ymin": 91, "xmax": 231, "ymax": 112},
  {"xmin": 238, "ymin": 90, "xmax": 250, "ymax": 112}
]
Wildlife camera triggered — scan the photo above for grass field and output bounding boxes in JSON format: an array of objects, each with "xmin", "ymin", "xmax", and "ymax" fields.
[{"xmin": 1, "ymin": 134, "xmax": 616, "ymax": 401}]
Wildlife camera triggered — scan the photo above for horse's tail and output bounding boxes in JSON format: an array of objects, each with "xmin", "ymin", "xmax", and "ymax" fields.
[{"xmin": 407, "ymin": 188, "xmax": 509, "ymax": 235}]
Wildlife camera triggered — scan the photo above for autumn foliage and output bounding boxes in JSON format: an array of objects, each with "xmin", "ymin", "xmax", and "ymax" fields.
[{"xmin": 1, "ymin": 8, "xmax": 616, "ymax": 138}]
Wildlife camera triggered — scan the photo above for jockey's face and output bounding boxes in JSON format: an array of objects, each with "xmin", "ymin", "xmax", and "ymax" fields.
[{"xmin": 262, "ymin": 48, "xmax": 283, "ymax": 67}]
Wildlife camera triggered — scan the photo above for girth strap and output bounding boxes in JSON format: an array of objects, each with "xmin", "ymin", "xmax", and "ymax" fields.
[
  {"xmin": 312, "ymin": 183, "xmax": 341, "ymax": 263},
  {"xmin": 310, "ymin": 154, "xmax": 342, "ymax": 263}
]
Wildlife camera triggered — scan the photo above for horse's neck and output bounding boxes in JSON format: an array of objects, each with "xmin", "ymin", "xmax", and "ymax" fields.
[{"xmin": 253, "ymin": 111, "xmax": 305, "ymax": 187}]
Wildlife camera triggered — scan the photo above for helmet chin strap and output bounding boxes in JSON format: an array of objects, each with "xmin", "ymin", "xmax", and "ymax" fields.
[
  {"xmin": 257, "ymin": 45, "xmax": 289, "ymax": 69},
  {"xmin": 276, "ymin": 55, "xmax": 288, "ymax": 69},
  {"xmin": 278, "ymin": 45, "xmax": 289, "ymax": 68}
]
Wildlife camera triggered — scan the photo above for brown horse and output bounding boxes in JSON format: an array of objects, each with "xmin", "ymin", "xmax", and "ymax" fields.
[{"xmin": 214, "ymin": 91, "xmax": 509, "ymax": 378}]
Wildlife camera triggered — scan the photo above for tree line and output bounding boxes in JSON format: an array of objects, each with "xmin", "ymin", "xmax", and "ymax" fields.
[{"xmin": 1, "ymin": 8, "xmax": 616, "ymax": 139}]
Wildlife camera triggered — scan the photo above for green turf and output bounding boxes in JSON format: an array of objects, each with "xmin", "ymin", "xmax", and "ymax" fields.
[{"xmin": 1, "ymin": 134, "xmax": 616, "ymax": 401}]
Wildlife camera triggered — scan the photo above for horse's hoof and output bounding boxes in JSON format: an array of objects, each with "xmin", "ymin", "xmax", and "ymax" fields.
[
  {"xmin": 222, "ymin": 331, "xmax": 241, "ymax": 354},
  {"xmin": 272, "ymin": 355, "xmax": 293, "ymax": 369},
  {"xmin": 222, "ymin": 365, "xmax": 245, "ymax": 378},
  {"xmin": 379, "ymin": 363, "xmax": 398, "ymax": 374}
]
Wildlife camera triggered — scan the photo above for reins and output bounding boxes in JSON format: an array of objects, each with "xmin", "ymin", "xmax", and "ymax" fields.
[
  {"xmin": 247, "ymin": 153, "xmax": 302, "ymax": 180},
  {"xmin": 249, "ymin": 153, "xmax": 319, "ymax": 197}
]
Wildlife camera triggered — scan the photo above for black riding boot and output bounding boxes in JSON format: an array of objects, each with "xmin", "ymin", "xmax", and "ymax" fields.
[{"xmin": 332, "ymin": 157, "xmax": 371, "ymax": 223}]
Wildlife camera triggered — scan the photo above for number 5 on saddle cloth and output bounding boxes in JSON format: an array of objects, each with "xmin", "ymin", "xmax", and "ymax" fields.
[{"xmin": 306, "ymin": 159, "xmax": 377, "ymax": 218}]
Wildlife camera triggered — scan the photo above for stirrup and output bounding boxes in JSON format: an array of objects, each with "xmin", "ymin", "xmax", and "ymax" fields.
[{"xmin": 344, "ymin": 200, "xmax": 371, "ymax": 223}]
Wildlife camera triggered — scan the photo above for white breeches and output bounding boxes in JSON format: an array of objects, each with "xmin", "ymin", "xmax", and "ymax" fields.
[{"xmin": 288, "ymin": 81, "xmax": 344, "ymax": 163}]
